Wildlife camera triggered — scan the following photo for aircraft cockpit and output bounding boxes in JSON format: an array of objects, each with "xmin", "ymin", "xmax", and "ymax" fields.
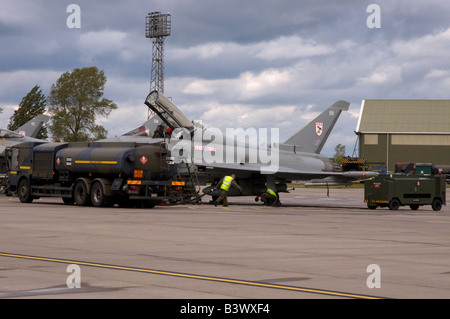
[{"xmin": 144, "ymin": 90, "xmax": 194, "ymax": 134}]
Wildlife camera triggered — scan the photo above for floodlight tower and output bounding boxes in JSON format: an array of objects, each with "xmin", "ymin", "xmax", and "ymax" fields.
[{"xmin": 145, "ymin": 12, "xmax": 171, "ymax": 95}]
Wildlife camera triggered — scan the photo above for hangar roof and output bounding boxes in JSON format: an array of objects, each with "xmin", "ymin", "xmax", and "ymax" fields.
[{"xmin": 355, "ymin": 100, "xmax": 450, "ymax": 134}]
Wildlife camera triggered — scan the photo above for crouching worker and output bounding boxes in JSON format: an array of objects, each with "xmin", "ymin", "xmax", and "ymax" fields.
[
  {"xmin": 214, "ymin": 174, "xmax": 242, "ymax": 207},
  {"xmin": 260, "ymin": 188, "xmax": 281, "ymax": 207}
]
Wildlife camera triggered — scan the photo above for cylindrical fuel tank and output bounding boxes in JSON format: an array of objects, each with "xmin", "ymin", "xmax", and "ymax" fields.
[
  {"xmin": 54, "ymin": 142, "xmax": 175, "ymax": 179},
  {"xmin": 55, "ymin": 143, "xmax": 135, "ymax": 177}
]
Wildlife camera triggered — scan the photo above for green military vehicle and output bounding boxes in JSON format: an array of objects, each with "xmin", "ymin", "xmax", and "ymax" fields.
[{"xmin": 364, "ymin": 174, "xmax": 446, "ymax": 211}]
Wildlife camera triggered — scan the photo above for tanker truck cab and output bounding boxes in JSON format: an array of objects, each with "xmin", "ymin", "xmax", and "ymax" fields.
[
  {"xmin": 8, "ymin": 149, "xmax": 32, "ymax": 203},
  {"xmin": 8, "ymin": 142, "xmax": 69, "ymax": 203}
]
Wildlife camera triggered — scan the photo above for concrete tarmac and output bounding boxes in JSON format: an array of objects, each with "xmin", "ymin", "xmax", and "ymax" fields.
[{"xmin": 0, "ymin": 187, "xmax": 449, "ymax": 299}]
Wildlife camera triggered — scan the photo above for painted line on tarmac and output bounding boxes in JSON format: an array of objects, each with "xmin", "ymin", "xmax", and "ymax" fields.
[{"xmin": 0, "ymin": 252, "xmax": 381, "ymax": 299}]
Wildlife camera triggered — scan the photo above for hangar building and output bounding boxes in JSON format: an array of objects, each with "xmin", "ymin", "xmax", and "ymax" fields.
[{"xmin": 355, "ymin": 100, "xmax": 450, "ymax": 173}]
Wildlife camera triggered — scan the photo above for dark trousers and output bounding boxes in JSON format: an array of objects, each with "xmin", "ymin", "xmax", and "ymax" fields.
[{"xmin": 216, "ymin": 190, "xmax": 229, "ymax": 206}]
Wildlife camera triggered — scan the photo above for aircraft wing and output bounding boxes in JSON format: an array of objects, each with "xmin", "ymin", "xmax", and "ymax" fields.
[
  {"xmin": 196, "ymin": 161, "xmax": 376, "ymax": 182},
  {"xmin": 273, "ymin": 168, "xmax": 377, "ymax": 182}
]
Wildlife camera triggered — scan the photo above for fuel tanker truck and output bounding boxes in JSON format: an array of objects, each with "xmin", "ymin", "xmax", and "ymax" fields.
[{"xmin": 7, "ymin": 140, "xmax": 184, "ymax": 208}]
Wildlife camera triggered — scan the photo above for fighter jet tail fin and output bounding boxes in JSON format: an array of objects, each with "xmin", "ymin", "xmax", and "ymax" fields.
[
  {"xmin": 16, "ymin": 114, "xmax": 50, "ymax": 137},
  {"xmin": 283, "ymin": 100, "xmax": 349, "ymax": 154},
  {"xmin": 121, "ymin": 113, "xmax": 162, "ymax": 137}
]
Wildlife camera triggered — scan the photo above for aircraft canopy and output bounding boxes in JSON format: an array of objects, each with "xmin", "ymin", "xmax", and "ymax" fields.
[{"xmin": 145, "ymin": 91, "xmax": 194, "ymax": 133}]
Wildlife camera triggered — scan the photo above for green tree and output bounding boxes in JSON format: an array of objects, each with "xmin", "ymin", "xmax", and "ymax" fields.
[
  {"xmin": 8, "ymin": 85, "xmax": 48, "ymax": 139},
  {"xmin": 48, "ymin": 67, "xmax": 117, "ymax": 142},
  {"xmin": 333, "ymin": 143, "xmax": 346, "ymax": 165}
]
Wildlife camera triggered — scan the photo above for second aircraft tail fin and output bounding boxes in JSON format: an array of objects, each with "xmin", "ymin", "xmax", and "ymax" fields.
[{"xmin": 16, "ymin": 114, "xmax": 50, "ymax": 137}]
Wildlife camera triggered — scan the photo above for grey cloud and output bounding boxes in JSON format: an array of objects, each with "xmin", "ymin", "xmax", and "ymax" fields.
[{"xmin": 2, "ymin": 0, "xmax": 450, "ymax": 156}]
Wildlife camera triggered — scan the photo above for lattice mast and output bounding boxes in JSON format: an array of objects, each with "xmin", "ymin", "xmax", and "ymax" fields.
[{"xmin": 145, "ymin": 12, "xmax": 171, "ymax": 95}]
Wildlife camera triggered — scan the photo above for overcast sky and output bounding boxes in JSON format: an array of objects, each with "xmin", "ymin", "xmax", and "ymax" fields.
[{"xmin": 1, "ymin": 0, "xmax": 450, "ymax": 156}]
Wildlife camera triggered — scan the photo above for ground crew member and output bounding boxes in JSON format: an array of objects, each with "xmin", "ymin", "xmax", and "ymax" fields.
[
  {"xmin": 214, "ymin": 174, "xmax": 242, "ymax": 207},
  {"xmin": 260, "ymin": 188, "xmax": 281, "ymax": 206}
]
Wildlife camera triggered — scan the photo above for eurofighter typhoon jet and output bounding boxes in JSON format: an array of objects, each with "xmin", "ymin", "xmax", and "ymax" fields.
[{"xmin": 136, "ymin": 91, "xmax": 377, "ymax": 202}]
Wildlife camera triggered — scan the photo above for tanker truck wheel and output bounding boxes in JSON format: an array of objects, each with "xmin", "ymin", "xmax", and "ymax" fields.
[
  {"xmin": 91, "ymin": 181, "xmax": 113, "ymax": 207},
  {"xmin": 388, "ymin": 198, "xmax": 400, "ymax": 210},
  {"xmin": 74, "ymin": 180, "xmax": 91, "ymax": 206},
  {"xmin": 432, "ymin": 198, "xmax": 443, "ymax": 211},
  {"xmin": 18, "ymin": 178, "xmax": 33, "ymax": 203}
]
